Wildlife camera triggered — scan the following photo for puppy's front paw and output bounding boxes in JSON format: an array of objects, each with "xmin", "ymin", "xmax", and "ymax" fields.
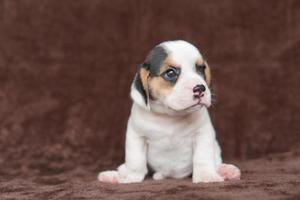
[
  {"xmin": 98, "ymin": 164, "xmax": 146, "ymax": 184},
  {"xmin": 117, "ymin": 164, "xmax": 146, "ymax": 183},
  {"xmin": 152, "ymin": 172, "xmax": 165, "ymax": 180},
  {"xmin": 98, "ymin": 170, "xmax": 119, "ymax": 184},
  {"xmin": 193, "ymin": 169, "xmax": 224, "ymax": 183},
  {"xmin": 217, "ymin": 163, "xmax": 241, "ymax": 181}
]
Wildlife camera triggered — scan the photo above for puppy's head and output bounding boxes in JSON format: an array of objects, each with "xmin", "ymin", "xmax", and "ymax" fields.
[{"xmin": 131, "ymin": 40, "xmax": 212, "ymax": 115}]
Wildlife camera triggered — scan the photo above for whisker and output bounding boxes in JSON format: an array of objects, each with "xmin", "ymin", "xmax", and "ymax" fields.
[
  {"xmin": 201, "ymin": 49, "xmax": 209, "ymax": 57},
  {"xmin": 211, "ymin": 92, "xmax": 217, "ymax": 96},
  {"xmin": 211, "ymin": 97, "xmax": 217, "ymax": 103}
]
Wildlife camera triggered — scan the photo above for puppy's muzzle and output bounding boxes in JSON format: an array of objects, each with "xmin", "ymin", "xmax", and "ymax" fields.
[{"xmin": 193, "ymin": 84, "xmax": 206, "ymax": 99}]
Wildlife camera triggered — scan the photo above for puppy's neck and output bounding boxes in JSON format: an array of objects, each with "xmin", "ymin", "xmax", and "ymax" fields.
[
  {"xmin": 132, "ymin": 101, "xmax": 205, "ymax": 119},
  {"xmin": 130, "ymin": 102, "xmax": 211, "ymax": 134}
]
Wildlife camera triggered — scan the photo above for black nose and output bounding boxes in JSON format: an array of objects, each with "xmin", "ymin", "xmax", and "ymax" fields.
[{"xmin": 193, "ymin": 84, "xmax": 206, "ymax": 93}]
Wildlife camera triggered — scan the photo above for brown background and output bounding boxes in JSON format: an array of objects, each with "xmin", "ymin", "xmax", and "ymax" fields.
[{"xmin": 0, "ymin": 0, "xmax": 300, "ymax": 178}]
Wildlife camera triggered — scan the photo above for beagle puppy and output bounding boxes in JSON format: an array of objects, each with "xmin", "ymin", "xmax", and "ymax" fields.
[{"xmin": 98, "ymin": 40, "xmax": 241, "ymax": 184}]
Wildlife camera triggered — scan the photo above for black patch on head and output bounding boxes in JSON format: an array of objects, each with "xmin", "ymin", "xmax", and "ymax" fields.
[
  {"xmin": 143, "ymin": 46, "xmax": 168, "ymax": 76},
  {"xmin": 133, "ymin": 45, "xmax": 168, "ymax": 105}
]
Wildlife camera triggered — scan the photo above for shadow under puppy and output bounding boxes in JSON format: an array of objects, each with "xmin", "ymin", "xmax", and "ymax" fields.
[{"xmin": 98, "ymin": 40, "xmax": 241, "ymax": 184}]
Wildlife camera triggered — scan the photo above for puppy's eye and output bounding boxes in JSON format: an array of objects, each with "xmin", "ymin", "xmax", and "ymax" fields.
[
  {"xmin": 196, "ymin": 64, "xmax": 206, "ymax": 74},
  {"xmin": 162, "ymin": 68, "xmax": 179, "ymax": 82}
]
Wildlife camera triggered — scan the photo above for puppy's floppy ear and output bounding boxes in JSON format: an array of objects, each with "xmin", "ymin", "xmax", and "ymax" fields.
[
  {"xmin": 138, "ymin": 64, "xmax": 150, "ymax": 105},
  {"xmin": 204, "ymin": 61, "xmax": 212, "ymax": 87},
  {"xmin": 132, "ymin": 63, "xmax": 150, "ymax": 108}
]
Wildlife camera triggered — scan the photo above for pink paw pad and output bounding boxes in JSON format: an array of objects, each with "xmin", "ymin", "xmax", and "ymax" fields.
[
  {"xmin": 98, "ymin": 171, "xmax": 119, "ymax": 184},
  {"xmin": 217, "ymin": 164, "xmax": 241, "ymax": 181}
]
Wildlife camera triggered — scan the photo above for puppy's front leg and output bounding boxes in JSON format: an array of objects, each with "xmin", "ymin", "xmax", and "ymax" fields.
[
  {"xmin": 98, "ymin": 119, "xmax": 147, "ymax": 184},
  {"xmin": 193, "ymin": 123, "xmax": 224, "ymax": 183}
]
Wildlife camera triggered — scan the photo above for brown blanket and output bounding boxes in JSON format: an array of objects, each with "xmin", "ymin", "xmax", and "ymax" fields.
[
  {"xmin": 1, "ymin": 150, "xmax": 300, "ymax": 200},
  {"xmin": 1, "ymin": 0, "xmax": 300, "ymax": 199}
]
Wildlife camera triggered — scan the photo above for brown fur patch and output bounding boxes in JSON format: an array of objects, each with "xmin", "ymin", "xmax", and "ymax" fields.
[
  {"xmin": 153, "ymin": 56, "xmax": 181, "ymax": 75},
  {"xmin": 164, "ymin": 57, "xmax": 180, "ymax": 70},
  {"xmin": 148, "ymin": 56, "xmax": 179, "ymax": 99},
  {"xmin": 196, "ymin": 58, "xmax": 204, "ymax": 66},
  {"xmin": 149, "ymin": 76, "xmax": 173, "ymax": 100},
  {"xmin": 139, "ymin": 68, "xmax": 150, "ymax": 101},
  {"xmin": 197, "ymin": 59, "xmax": 211, "ymax": 86},
  {"xmin": 204, "ymin": 61, "xmax": 212, "ymax": 86}
]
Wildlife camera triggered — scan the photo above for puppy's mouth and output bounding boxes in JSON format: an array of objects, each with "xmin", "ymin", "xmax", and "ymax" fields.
[
  {"xmin": 182, "ymin": 104, "xmax": 199, "ymax": 111},
  {"xmin": 183, "ymin": 102, "xmax": 204, "ymax": 111},
  {"xmin": 183, "ymin": 98, "xmax": 210, "ymax": 111},
  {"xmin": 165, "ymin": 95, "xmax": 211, "ymax": 113}
]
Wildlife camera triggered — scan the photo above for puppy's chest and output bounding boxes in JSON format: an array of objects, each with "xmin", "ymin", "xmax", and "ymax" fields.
[
  {"xmin": 132, "ymin": 114, "xmax": 198, "ymax": 145},
  {"xmin": 143, "ymin": 122, "xmax": 184, "ymax": 140}
]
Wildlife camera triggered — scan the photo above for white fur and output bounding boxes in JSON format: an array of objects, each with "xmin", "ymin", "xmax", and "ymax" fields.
[{"xmin": 98, "ymin": 40, "xmax": 240, "ymax": 184}]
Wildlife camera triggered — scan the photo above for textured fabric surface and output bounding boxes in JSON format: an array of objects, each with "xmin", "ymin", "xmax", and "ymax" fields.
[
  {"xmin": 1, "ymin": 150, "xmax": 300, "ymax": 200},
  {"xmin": 0, "ymin": 0, "xmax": 299, "ymax": 199}
]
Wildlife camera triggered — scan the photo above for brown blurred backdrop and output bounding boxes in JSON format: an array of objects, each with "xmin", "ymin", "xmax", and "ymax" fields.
[{"xmin": 0, "ymin": 0, "xmax": 299, "ymax": 176}]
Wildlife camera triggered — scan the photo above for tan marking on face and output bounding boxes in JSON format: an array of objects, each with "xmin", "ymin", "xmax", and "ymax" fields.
[
  {"xmin": 196, "ymin": 59, "xmax": 211, "ymax": 86},
  {"xmin": 204, "ymin": 61, "xmax": 212, "ymax": 86},
  {"xmin": 140, "ymin": 68, "xmax": 150, "ymax": 100},
  {"xmin": 152, "ymin": 56, "xmax": 181, "ymax": 76},
  {"xmin": 149, "ymin": 76, "xmax": 173, "ymax": 100},
  {"xmin": 196, "ymin": 57, "xmax": 204, "ymax": 65},
  {"xmin": 148, "ymin": 56, "xmax": 179, "ymax": 100},
  {"xmin": 164, "ymin": 56, "xmax": 180, "ymax": 70}
]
